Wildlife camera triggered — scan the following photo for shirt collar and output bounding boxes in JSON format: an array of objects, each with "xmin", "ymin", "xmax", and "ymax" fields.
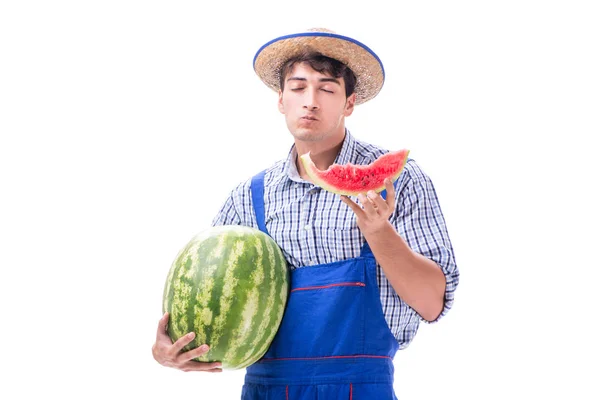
[{"xmin": 281, "ymin": 128, "xmax": 358, "ymax": 184}]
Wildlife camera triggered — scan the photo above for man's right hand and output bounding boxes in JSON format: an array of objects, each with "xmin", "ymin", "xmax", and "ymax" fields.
[{"xmin": 152, "ymin": 312, "xmax": 223, "ymax": 373}]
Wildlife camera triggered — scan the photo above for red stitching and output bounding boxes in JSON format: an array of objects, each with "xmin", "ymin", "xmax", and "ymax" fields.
[
  {"xmin": 261, "ymin": 354, "xmax": 391, "ymax": 362},
  {"xmin": 286, "ymin": 385, "xmax": 289, "ymax": 400},
  {"xmin": 290, "ymin": 282, "xmax": 365, "ymax": 293},
  {"xmin": 350, "ymin": 383, "xmax": 353, "ymax": 400}
]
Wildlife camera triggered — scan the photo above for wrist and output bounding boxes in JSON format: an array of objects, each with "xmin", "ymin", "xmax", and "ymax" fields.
[{"xmin": 361, "ymin": 219, "xmax": 396, "ymax": 240}]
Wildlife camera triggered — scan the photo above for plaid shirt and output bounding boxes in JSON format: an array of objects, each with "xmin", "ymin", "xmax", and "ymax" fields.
[{"xmin": 212, "ymin": 131, "xmax": 459, "ymax": 349}]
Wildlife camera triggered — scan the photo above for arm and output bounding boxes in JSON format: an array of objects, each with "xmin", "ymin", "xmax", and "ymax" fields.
[
  {"xmin": 360, "ymin": 220, "xmax": 445, "ymax": 322},
  {"xmin": 341, "ymin": 174, "xmax": 458, "ymax": 322}
]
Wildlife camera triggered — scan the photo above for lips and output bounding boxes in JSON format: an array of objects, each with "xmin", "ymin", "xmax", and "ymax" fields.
[{"xmin": 301, "ymin": 115, "xmax": 318, "ymax": 121}]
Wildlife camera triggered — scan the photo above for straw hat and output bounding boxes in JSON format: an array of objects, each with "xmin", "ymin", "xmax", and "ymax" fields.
[{"xmin": 253, "ymin": 28, "xmax": 385, "ymax": 105}]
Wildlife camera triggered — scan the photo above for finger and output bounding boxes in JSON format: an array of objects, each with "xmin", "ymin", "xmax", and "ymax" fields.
[
  {"xmin": 385, "ymin": 178, "xmax": 396, "ymax": 209},
  {"xmin": 188, "ymin": 361, "xmax": 222, "ymax": 371},
  {"xmin": 178, "ymin": 343, "xmax": 211, "ymax": 362},
  {"xmin": 367, "ymin": 190, "xmax": 387, "ymax": 213},
  {"xmin": 358, "ymin": 193, "xmax": 377, "ymax": 216},
  {"xmin": 366, "ymin": 191, "xmax": 378, "ymax": 207},
  {"xmin": 170, "ymin": 331, "xmax": 197, "ymax": 355},
  {"xmin": 202, "ymin": 367, "xmax": 224, "ymax": 373},
  {"xmin": 340, "ymin": 195, "xmax": 363, "ymax": 215},
  {"xmin": 181, "ymin": 361, "xmax": 223, "ymax": 372},
  {"xmin": 156, "ymin": 312, "xmax": 170, "ymax": 340}
]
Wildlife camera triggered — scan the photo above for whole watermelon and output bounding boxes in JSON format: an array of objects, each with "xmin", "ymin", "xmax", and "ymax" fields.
[{"xmin": 162, "ymin": 225, "xmax": 289, "ymax": 370}]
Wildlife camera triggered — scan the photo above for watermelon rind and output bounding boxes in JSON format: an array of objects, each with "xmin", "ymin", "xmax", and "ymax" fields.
[{"xmin": 299, "ymin": 149, "xmax": 410, "ymax": 196}]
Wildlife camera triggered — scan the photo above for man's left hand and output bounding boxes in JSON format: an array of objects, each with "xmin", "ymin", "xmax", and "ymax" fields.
[{"xmin": 340, "ymin": 178, "xmax": 396, "ymax": 236}]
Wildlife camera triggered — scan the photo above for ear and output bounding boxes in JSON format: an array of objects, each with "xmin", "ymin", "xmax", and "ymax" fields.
[
  {"xmin": 343, "ymin": 92, "xmax": 356, "ymax": 117},
  {"xmin": 278, "ymin": 90, "xmax": 285, "ymax": 114}
]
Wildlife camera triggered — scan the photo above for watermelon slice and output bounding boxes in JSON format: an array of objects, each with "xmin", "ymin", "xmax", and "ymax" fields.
[{"xmin": 300, "ymin": 149, "xmax": 410, "ymax": 196}]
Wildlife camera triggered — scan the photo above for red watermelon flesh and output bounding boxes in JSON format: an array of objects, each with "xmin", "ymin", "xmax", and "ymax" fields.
[{"xmin": 300, "ymin": 149, "xmax": 410, "ymax": 196}]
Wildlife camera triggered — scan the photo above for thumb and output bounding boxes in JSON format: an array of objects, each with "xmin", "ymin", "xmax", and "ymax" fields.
[{"xmin": 156, "ymin": 312, "xmax": 170, "ymax": 340}]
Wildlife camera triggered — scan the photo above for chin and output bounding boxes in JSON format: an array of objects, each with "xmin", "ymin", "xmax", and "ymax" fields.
[{"xmin": 292, "ymin": 130, "xmax": 327, "ymax": 142}]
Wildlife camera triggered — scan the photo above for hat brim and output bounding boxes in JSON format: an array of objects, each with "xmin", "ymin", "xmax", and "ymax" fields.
[{"xmin": 253, "ymin": 32, "xmax": 385, "ymax": 105}]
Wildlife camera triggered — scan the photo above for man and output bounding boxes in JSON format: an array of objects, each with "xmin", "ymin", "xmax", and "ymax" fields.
[{"xmin": 153, "ymin": 28, "xmax": 459, "ymax": 399}]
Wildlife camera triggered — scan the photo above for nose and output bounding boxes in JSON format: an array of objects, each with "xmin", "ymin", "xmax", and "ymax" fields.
[{"xmin": 303, "ymin": 88, "xmax": 319, "ymax": 111}]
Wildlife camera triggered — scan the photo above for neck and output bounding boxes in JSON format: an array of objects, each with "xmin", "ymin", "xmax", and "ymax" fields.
[{"xmin": 295, "ymin": 131, "xmax": 346, "ymax": 181}]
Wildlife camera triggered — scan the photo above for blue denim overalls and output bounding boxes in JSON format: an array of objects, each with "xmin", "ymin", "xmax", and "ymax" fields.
[{"xmin": 243, "ymin": 170, "xmax": 399, "ymax": 399}]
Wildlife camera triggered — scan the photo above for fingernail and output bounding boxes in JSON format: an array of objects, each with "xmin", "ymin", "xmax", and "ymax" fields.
[
  {"xmin": 188, "ymin": 332, "xmax": 195, "ymax": 339},
  {"xmin": 200, "ymin": 345, "xmax": 209, "ymax": 351}
]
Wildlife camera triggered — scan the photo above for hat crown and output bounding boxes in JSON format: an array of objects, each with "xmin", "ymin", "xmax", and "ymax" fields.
[
  {"xmin": 253, "ymin": 28, "xmax": 385, "ymax": 105},
  {"xmin": 306, "ymin": 27, "xmax": 336, "ymax": 33}
]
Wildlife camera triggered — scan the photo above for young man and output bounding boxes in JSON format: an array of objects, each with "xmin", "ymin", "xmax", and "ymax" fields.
[{"xmin": 153, "ymin": 28, "xmax": 459, "ymax": 399}]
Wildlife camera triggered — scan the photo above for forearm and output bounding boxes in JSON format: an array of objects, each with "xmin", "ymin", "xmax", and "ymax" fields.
[{"xmin": 364, "ymin": 221, "xmax": 446, "ymax": 321}]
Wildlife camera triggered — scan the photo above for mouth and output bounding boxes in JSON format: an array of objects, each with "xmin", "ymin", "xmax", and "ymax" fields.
[{"xmin": 301, "ymin": 116, "xmax": 318, "ymax": 121}]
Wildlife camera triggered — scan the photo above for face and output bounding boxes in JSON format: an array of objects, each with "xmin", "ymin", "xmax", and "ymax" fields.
[{"xmin": 278, "ymin": 62, "xmax": 356, "ymax": 143}]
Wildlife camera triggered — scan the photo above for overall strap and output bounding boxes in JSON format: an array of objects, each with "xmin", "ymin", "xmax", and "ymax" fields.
[
  {"xmin": 250, "ymin": 170, "xmax": 268, "ymax": 236},
  {"xmin": 359, "ymin": 189, "xmax": 387, "ymax": 258}
]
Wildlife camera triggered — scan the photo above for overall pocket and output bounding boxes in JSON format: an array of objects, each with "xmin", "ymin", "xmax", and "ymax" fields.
[{"xmin": 264, "ymin": 260, "xmax": 367, "ymax": 359}]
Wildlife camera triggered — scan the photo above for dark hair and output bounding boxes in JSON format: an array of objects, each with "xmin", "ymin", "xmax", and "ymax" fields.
[{"xmin": 279, "ymin": 52, "xmax": 357, "ymax": 98}]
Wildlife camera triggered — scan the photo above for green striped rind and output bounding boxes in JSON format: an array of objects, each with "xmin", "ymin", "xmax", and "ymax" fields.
[
  {"xmin": 233, "ymin": 238, "xmax": 289, "ymax": 368},
  {"xmin": 162, "ymin": 225, "xmax": 289, "ymax": 370}
]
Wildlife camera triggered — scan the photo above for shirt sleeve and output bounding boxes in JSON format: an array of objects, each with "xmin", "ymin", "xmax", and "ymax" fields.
[
  {"xmin": 392, "ymin": 160, "xmax": 460, "ymax": 324},
  {"xmin": 211, "ymin": 179, "xmax": 254, "ymax": 228}
]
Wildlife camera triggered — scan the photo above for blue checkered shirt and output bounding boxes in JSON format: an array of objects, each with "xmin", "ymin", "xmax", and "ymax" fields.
[{"xmin": 211, "ymin": 131, "xmax": 459, "ymax": 348}]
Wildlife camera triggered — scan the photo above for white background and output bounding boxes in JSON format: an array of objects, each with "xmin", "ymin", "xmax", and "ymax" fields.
[{"xmin": 1, "ymin": 1, "xmax": 599, "ymax": 399}]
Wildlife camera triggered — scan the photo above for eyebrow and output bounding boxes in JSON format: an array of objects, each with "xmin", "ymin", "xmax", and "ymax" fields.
[{"xmin": 286, "ymin": 77, "xmax": 341, "ymax": 85}]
